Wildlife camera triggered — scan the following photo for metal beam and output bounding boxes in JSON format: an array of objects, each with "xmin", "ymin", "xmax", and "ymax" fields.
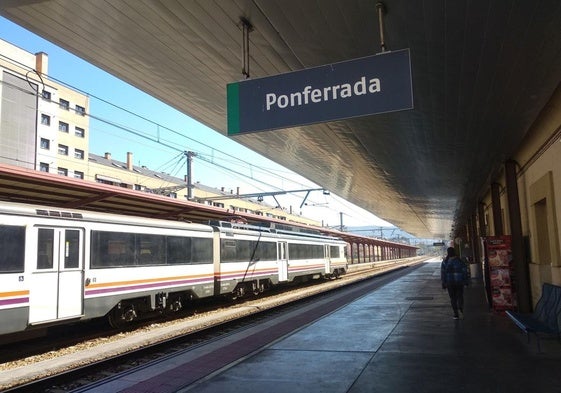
[{"xmin": 201, "ymin": 188, "xmax": 327, "ymax": 202}]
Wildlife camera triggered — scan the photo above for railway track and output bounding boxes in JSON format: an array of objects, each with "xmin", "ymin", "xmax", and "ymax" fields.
[{"xmin": 0, "ymin": 258, "xmax": 427, "ymax": 391}]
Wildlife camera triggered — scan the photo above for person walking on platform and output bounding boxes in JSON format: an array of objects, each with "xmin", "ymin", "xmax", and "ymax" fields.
[{"xmin": 441, "ymin": 247, "xmax": 469, "ymax": 319}]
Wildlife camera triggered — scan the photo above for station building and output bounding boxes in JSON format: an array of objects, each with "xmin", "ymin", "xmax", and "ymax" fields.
[{"xmin": 477, "ymin": 84, "xmax": 561, "ymax": 303}]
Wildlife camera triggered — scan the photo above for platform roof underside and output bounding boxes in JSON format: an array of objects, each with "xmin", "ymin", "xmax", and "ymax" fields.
[{"xmin": 2, "ymin": 0, "xmax": 561, "ymax": 239}]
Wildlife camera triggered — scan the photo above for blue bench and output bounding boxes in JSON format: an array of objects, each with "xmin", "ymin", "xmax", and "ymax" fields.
[{"xmin": 505, "ymin": 283, "xmax": 561, "ymax": 351}]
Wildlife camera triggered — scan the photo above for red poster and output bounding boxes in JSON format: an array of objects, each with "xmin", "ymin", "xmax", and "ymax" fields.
[{"xmin": 484, "ymin": 235, "xmax": 517, "ymax": 311}]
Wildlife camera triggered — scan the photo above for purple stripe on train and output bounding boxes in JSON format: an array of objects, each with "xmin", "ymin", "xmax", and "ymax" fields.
[
  {"xmin": 85, "ymin": 277, "xmax": 213, "ymax": 296},
  {"xmin": 289, "ymin": 266, "xmax": 323, "ymax": 271},
  {"xmin": 0, "ymin": 297, "xmax": 29, "ymax": 306},
  {"xmin": 219, "ymin": 269, "xmax": 278, "ymax": 280}
]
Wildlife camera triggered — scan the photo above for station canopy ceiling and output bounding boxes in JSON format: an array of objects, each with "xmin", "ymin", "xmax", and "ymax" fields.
[{"xmin": 2, "ymin": 0, "xmax": 561, "ymax": 239}]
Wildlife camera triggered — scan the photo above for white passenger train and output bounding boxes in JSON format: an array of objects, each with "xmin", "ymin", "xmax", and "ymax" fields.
[{"xmin": 0, "ymin": 202, "xmax": 347, "ymax": 335}]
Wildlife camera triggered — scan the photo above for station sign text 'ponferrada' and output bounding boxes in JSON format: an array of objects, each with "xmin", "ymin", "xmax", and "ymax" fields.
[{"xmin": 227, "ymin": 49, "xmax": 413, "ymax": 135}]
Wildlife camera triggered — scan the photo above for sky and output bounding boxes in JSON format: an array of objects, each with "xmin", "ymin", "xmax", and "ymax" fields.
[{"xmin": 0, "ymin": 16, "xmax": 396, "ymax": 231}]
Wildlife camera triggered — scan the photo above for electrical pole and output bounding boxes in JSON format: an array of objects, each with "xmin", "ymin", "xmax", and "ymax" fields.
[{"xmin": 185, "ymin": 151, "xmax": 196, "ymax": 200}]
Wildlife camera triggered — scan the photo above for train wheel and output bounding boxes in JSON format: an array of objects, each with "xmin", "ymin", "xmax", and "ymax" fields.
[
  {"xmin": 252, "ymin": 281, "xmax": 263, "ymax": 296},
  {"xmin": 254, "ymin": 281, "xmax": 266, "ymax": 296},
  {"xmin": 108, "ymin": 304, "xmax": 137, "ymax": 329},
  {"xmin": 229, "ymin": 286, "xmax": 246, "ymax": 301}
]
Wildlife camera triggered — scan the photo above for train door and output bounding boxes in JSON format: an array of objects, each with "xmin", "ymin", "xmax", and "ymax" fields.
[
  {"xmin": 325, "ymin": 245, "xmax": 331, "ymax": 274},
  {"xmin": 212, "ymin": 228, "xmax": 222, "ymax": 296},
  {"xmin": 278, "ymin": 241, "xmax": 288, "ymax": 282},
  {"xmin": 29, "ymin": 227, "xmax": 84, "ymax": 324}
]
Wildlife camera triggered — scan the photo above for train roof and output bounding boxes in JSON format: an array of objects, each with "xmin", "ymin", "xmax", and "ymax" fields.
[
  {"xmin": 209, "ymin": 220, "xmax": 345, "ymax": 242},
  {"xmin": 0, "ymin": 202, "xmax": 214, "ymax": 232}
]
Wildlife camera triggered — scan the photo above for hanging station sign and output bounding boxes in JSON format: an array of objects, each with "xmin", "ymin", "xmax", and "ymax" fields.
[{"xmin": 227, "ymin": 48, "xmax": 413, "ymax": 135}]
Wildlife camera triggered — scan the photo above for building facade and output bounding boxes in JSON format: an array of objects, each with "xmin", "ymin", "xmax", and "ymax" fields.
[
  {"xmin": 0, "ymin": 39, "xmax": 319, "ymax": 226},
  {"xmin": 477, "ymin": 83, "xmax": 561, "ymax": 303},
  {"xmin": 0, "ymin": 39, "xmax": 89, "ymax": 176}
]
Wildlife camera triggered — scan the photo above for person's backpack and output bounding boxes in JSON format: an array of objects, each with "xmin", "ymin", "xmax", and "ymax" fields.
[{"xmin": 445, "ymin": 257, "xmax": 468, "ymax": 284}]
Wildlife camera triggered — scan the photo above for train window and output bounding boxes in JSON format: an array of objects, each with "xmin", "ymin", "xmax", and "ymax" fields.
[
  {"xmin": 330, "ymin": 245, "xmax": 340, "ymax": 259},
  {"xmin": 220, "ymin": 239, "xmax": 237, "ymax": 262},
  {"xmin": 92, "ymin": 231, "xmax": 213, "ymax": 268},
  {"xmin": 256, "ymin": 241, "xmax": 276, "ymax": 261},
  {"xmin": 237, "ymin": 240, "xmax": 253, "ymax": 262},
  {"xmin": 166, "ymin": 236, "xmax": 191, "ymax": 264},
  {"xmin": 91, "ymin": 231, "xmax": 135, "ymax": 268},
  {"xmin": 166, "ymin": 236, "xmax": 212, "ymax": 264},
  {"xmin": 220, "ymin": 239, "xmax": 276, "ymax": 263},
  {"xmin": 191, "ymin": 237, "xmax": 213, "ymax": 263},
  {"xmin": 223, "ymin": 240, "xmax": 236, "ymax": 248},
  {"xmin": 37, "ymin": 228, "xmax": 54, "ymax": 269},
  {"xmin": 288, "ymin": 243, "xmax": 324, "ymax": 260},
  {"xmin": 0, "ymin": 225, "xmax": 25, "ymax": 273},
  {"xmin": 136, "ymin": 234, "xmax": 164, "ymax": 265},
  {"xmin": 64, "ymin": 230, "xmax": 80, "ymax": 268}
]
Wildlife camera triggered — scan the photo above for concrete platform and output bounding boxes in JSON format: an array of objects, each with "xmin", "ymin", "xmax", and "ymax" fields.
[{"xmin": 79, "ymin": 260, "xmax": 561, "ymax": 393}]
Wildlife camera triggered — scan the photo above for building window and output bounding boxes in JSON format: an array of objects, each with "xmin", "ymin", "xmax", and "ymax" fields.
[
  {"xmin": 57, "ymin": 167, "xmax": 68, "ymax": 176},
  {"xmin": 59, "ymin": 99, "xmax": 69, "ymax": 110},
  {"xmin": 41, "ymin": 114, "xmax": 51, "ymax": 126},
  {"xmin": 58, "ymin": 144, "xmax": 68, "ymax": 155},
  {"xmin": 40, "ymin": 138, "xmax": 50, "ymax": 150},
  {"xmin": 74, "ymin": 149, "xmax": 85, "ymax": 159},
  {"xmin": 42, "ymin": 90, "xmax": 51, "ymax": 100},
  {"xmin": 75, "ymin": 126, "xmax": 85, "ymax": 138},
  {"xmin": 59, "ymin": 121, "xmax": 69, "ymax": 132},
  {"xmin": 39, "ymin": 162, "xmax": 49, "ymax": 172},
  {"xmin": 74, "ymin": 171, "xmax": 84, "ymax": 179},
  {"xmin": 75, "ymin": 105, "xmax": 85, "ymax": 116}
]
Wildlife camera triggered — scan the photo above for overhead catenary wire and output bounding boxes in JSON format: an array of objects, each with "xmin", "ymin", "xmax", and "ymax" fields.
[
  {"xmin": 91, "ymin": 111, "xmax": 383, "ymax": 225},
  {"xmin": 0, "ymin": 52, "xmax": 383, "ymax": 227},
  {"xmin": 0, "ymin": 57, "xmax": 311, "ymax": 194},
  {"xmin": 87, "ymin": 97, "xmax": 334, "ymax": 209}
]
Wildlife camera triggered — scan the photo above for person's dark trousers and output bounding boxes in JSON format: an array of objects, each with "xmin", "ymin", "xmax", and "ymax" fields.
[{"xmin": 447, "ymin": 283, "xmax": 464, "ymax": 316}]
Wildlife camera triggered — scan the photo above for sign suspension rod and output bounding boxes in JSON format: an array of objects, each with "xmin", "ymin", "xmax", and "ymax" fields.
[
  {"xmin": 376, "ymin": 2, "xmax": 387, "ymax": 53},
  {"xmin": 240, "ymin": 17, "xmax": 253, "ymax": 79}
]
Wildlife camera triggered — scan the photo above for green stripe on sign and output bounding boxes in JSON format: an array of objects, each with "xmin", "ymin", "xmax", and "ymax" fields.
[{"xmin": 227, "ymin": 82, "xmax": 240, "ymax": 135}]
